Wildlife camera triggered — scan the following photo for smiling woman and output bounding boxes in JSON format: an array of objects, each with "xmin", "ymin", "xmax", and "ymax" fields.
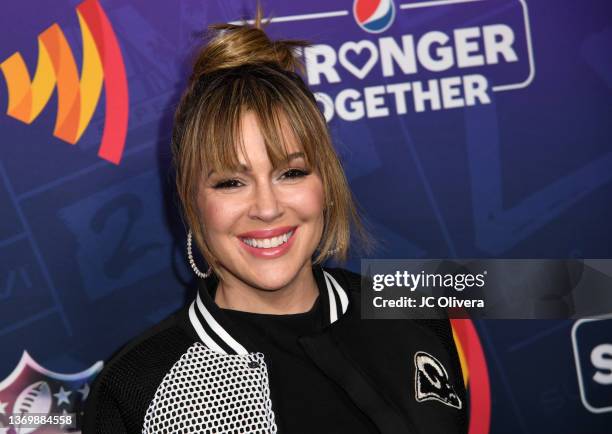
[
  {"xmin": 82, "ymin": 6, "xmax": 467, "ymax": 434},
  {"xmin": 194, "ymin": 111, "xmax": 328, "ymax": 311},
  {"xmin": 173, "ymin": 36, "xmax": 364, "ymax": 272}
]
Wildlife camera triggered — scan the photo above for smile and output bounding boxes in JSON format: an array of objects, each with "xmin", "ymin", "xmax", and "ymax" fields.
[
  {"xmin": 237, "ymin": 226, "xmax": 298, "ymax": 258},
  {"xmin": 241, "ymin": 230, "xmax": 294, "ymax": 249}
]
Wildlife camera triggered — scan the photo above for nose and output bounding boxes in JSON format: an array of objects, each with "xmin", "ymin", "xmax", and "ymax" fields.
[{"xmin": 248, "ymin": 179, "xmax": 283, "ymax": 222}]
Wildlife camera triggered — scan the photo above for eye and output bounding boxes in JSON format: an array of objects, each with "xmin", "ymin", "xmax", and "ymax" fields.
[
  {"xmin": 213, "ymin": 178, "xmax": 244, "ymax": 189},
  {"xmin": 280, "ymin": 168, "xmax": 310, "ymax": 180}
]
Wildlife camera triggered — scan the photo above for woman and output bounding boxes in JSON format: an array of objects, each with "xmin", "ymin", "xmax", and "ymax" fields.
[{"xmin": 83, "ymin": 11, "xmax": 467, "ymax": 434}]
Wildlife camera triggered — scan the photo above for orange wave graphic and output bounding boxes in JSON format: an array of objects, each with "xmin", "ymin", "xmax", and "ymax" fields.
[{"xmin": 0, "ymin": 0, "xmax": 128, "ymax": 164}]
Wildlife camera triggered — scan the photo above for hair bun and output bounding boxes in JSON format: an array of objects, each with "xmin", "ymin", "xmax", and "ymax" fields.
[{"xmin": 192, "ymin": 8, "xmax": 309, "ymax": 80}]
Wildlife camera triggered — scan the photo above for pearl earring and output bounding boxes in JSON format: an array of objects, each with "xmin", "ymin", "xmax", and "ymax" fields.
[
  {"xmin": 327, "ymin": 247, "xmax": 339, "ymax": 255},
  {"xmin": 187, "ymin": 229, "xmax": 212, "ymax": 279}
]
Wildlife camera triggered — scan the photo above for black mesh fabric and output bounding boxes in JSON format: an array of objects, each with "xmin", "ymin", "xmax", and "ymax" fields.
[{"xmin": 82, "ymin": 314, "xmax": 196, "ymax": 434}]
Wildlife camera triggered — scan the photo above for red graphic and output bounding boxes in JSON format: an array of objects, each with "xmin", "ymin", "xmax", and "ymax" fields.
[
  {"xmin": 0, "ymin": 0, "xmax": 129, "ymax": 164},
  {"xmin": 451, "ymin": 319, "xmax": 492, "ymax": 434}
]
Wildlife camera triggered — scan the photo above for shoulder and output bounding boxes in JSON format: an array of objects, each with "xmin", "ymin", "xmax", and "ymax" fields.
[
  {"xmin": 95, "ymin": 310, "xmax": 193, "ymax": 384},
  {"xmin": 83, "ymin": 307, "xmax": 197, "ymax": 433}
]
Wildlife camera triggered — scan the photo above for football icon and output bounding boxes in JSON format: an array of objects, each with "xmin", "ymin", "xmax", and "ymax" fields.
[{"xmin": 13, "ymin": 381, "xmax": 52, "ymax": 434}]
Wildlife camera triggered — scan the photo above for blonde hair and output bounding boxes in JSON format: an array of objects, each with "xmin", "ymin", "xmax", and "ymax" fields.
[{"xmin": 171, "ymin": 8, "xmax": 369, "ymax": 271}]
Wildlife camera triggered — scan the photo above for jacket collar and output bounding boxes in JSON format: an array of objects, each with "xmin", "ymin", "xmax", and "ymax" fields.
[{"xmin": 188, "ymin": 265, "xmax": 349, "ymax": 355}]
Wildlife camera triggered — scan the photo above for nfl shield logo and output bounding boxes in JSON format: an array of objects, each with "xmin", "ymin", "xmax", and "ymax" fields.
[{"xmin": 0, "ymin": 351, "xmax": 102, "ymax": 433}]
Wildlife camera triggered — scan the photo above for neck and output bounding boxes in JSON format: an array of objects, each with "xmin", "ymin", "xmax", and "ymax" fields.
[{"xmin": 214, "ymin": 264, "xmax": 319, "ymax": 314}]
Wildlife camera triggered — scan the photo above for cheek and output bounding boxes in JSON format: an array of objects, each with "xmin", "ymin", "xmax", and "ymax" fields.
[
  {"xmin": 197, "ymin": 193, "xmax": 243, "ymax": 236},
  {"xmin": 287, "ymin": 178, "xmax": 325, "ymax": 219}
]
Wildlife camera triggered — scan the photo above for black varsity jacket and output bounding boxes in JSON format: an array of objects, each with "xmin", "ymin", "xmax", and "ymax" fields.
[{"xmin": 83, "ymin": 266, "xmax": 468, "ymax": 433}]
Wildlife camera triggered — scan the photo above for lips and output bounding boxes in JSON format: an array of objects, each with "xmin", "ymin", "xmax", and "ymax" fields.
[
  {"xmin": 237, "ymin": 226, "xmax": 298, "ymax": 258},
  {"xmin": 238, "ymin": 226, "xmax": 297, "ymax": 239}
]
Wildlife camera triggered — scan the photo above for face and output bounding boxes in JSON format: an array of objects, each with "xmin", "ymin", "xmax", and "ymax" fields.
[{"xmin": 196, "ymin": 111, "xmax": 325, "ymax": 291}]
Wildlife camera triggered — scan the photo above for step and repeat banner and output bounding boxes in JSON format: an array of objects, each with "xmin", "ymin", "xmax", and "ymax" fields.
[{"xmin": 0, "ymin": 0, "xmax": 610, "ymax": 432}]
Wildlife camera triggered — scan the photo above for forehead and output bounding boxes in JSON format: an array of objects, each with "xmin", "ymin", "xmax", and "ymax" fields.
[
  {"xmin": 202, "ymin": 107, "xmax": 308, "ymax": 178},
  {"xmin": 235, "ymin": 110, "xmax": 302, "ymax": 162}
]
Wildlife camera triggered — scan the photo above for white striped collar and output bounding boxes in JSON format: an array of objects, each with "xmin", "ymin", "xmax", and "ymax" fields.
[{"xmin": 188, "ymin": 268, "xmax": 350, "ymax": 355}]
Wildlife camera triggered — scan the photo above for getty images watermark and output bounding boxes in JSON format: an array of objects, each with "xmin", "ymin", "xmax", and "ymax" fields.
[
  {"xmin": 361, "ymin": 259, "xmax": 612, "ymax": 319},
  {"xmin": 371, "ymin": 269, "xmax": 487, "ymax": 309}
]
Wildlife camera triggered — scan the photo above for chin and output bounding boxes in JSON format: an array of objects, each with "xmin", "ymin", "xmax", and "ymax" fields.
[
  {"xmin": 224, "ymin": 234, "xmax": 313, "ymax": 291},
  {"xmin": 244, "ymin": 260, "xmax": 304, "ymax": 291},
  {"xmin": 237, "ymin": 259, "xmax": 303, "ymax": 291}
]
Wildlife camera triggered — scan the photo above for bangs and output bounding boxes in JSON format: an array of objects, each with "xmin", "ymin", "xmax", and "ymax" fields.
[
  {"xmin": 191, "ymin": 68, "xmax": 323, "ymax": 177},
  {"xmin": 172, "ymin": 24, "xmax": 370, "ymax": 267}
]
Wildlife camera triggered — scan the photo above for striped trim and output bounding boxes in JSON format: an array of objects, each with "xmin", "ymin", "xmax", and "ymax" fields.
[
  {"xmin": 188, "ymin": 302, "xmax": 227, "ymax": 354},
  {"xmin": 323, "ymin": 271, "xmax": 349, "ymax": 323},
  {"xmin": 188, "ymin": 269, "xmax": 351, "ymax": 353},
  {"xmin": 192, "ymin": 298, "xmax": 235, "ymax": 355},
  {"xmin": 195, "ymin": 293, "xmax": 249, "ymax": 355},
  {"xmin": 325, "ymin": 274, "xmax": 339, "ymax": 324},
  {"xmin": 188, "ymin": 294, "xmax": 249, "ymax": 355}
]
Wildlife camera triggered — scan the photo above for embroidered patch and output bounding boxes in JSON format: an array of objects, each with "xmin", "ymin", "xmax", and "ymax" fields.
[{"xmin": 414, "ymin": 351, "xmax": 462, "ymax": 409}]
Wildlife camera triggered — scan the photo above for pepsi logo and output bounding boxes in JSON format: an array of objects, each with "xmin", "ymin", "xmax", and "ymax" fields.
[{"xmin": 353, "ymin": 0, "xmax": 396, "ymax": 33}]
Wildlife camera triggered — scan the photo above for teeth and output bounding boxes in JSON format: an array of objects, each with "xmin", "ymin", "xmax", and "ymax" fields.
[{"xmin": 242, "ymin": 230, "xmax": 293, "ymax": 249}]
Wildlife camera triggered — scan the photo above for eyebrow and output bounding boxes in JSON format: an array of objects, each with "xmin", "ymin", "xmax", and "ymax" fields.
[
  {"xmin": 285, "ymin": 152, "xmax": 306, "ymax": 162},
  {"xmin": 207, "ymin": 152, "xmax": 306, "ymax": 176}
]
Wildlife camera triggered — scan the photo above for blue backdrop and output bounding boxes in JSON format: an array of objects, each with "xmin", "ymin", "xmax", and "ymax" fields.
[{"xmin": 0, "ymin": 0, "xmax": 610, "ymax": 432}]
